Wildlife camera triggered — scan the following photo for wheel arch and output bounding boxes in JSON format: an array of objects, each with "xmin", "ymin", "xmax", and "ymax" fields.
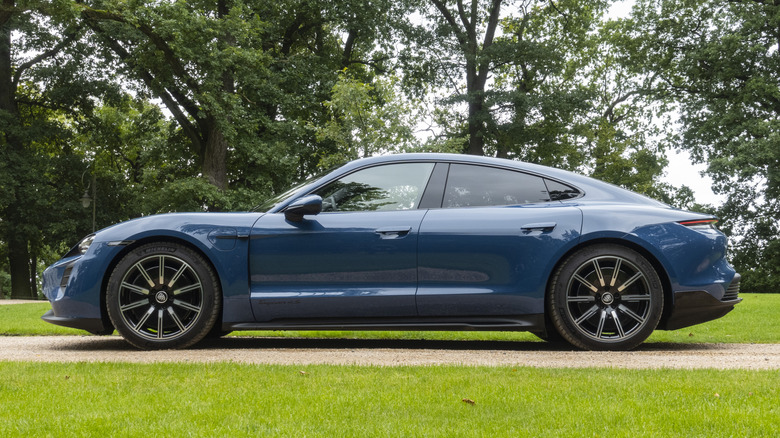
[
  {"xmin": 544, "ymin": 237, "xmax": 675, "ymax": 331},
  {"xmin": 98, "ymin": 235, "xmax": 225, "ymax": 331}
]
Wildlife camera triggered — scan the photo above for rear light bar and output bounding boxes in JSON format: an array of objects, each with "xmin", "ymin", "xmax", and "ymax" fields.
[{"xmin": 679, "ymin": 219, "xmax": 718, "ymax": 226}]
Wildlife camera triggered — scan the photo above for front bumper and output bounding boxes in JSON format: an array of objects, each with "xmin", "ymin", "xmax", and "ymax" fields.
[
  {"xmin": 41, "ymin": 310, "xmax": 112, "ymax": 335},
  {"xmin": 41, "ymin": 250, "xmax": 114, "ymax": 335}
]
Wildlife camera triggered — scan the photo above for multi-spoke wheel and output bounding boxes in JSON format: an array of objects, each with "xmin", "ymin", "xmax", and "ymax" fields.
[
  {"xmin": 106, "ymin": 243, "xmax": 221, "ymax": 350},
  {"xmin": 548, "ymin": 244, "xmax": 663, "ymax": 351}
]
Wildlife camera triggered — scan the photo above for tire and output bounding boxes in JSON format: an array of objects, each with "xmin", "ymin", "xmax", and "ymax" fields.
[
  {"xmin": 548, "ymin": 244, "xmax": 663, "ymax": 351},
  {"xmin": 106, "ymin": 242, "xmax": 221, "ymax": 350}
]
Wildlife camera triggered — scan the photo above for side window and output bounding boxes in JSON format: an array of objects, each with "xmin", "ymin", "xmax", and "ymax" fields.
[
  {"xmin": 544, "ymin": 179, "xmax": 581, "ymax": 201},
  {"xmin": 443, "ymin": 164, "xmax": 551, "ymax": 208},
  {"xmin": 314, "ymin": 163, "xmax": 435, "ymax": 212}
]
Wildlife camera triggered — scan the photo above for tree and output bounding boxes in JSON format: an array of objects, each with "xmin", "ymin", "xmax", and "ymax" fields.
[
  {"xmin": 1, "ymin": 0, "xmax": 110, "ymax": 297},
  {"xmin": 81, "ymin": 0, "xmax": 256, "ymax": 193},
  {"xmin": 409, "ymin": 0, "xmax": 505, "ymax": 156},
  {"xmin": 625, "ymin": 0, "xmax": 780, "ymax": 291},
  {"xmin": 313, "ymin": 72, "xmax": 421, "ymax": 168},
  {"xmin": 80, "ymin": 0, "xmax": 413, "ymax": 204},
  {"xmin": 490, "ymin": 0, "xmax": 606, "ymax": 166}
]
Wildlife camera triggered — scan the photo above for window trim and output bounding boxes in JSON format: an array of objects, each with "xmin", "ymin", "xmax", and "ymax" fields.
[{"xmin": 287, "ymin": 159, "xmax": 585, "ymax": 213}]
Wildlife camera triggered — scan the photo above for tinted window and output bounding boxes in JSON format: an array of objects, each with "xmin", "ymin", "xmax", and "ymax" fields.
[
  {"xmin": 443, "ymin": 164, "xmax": 550, "ymax": 208},
  {"xmin": 544, "ymin": 179, "xmax": 581, "ymax": 201},
  {"xmin": 314, "ymin": 163, "xmax": 435, "ymax": 212}
]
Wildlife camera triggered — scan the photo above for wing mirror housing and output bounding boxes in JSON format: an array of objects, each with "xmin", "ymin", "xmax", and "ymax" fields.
[{"xmin": 284, "ymin": 195, "xmax": 323, "ymax": 222}]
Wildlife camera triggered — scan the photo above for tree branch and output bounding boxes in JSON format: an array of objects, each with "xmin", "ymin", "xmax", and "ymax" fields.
[
  {"xmin": 81, "ymin": 7, "xmax": 202, "ymax": 95},
  {"xmin": 13, "ymin": 27, "xmax": 82, "ymax": 87},
  {"xmin": 429, "ymin": 0, "xmax": 469, "ymax": 51},
  {"xmin": 477, "ymin": 0, "xmax": 503, "ymax": 86},
  {"xmin": 83, "ymin": 20, "xmax": 203, "ymax": 148}
]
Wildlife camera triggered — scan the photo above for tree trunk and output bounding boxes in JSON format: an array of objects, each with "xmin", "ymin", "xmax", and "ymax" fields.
[
  {"xmin": 201, "ymin": 119, "xmax": 228, "ymax": 191},
  {"xmin": 8, "ymin": 235, "xmax": 33, "ymax": 299},
  {"xmin": 1, "ymin": 4, "xmax": 33, "ymax": 299},
  {"xmin": 0, "ymin": 4, "xmax": 16, "ymax": 115},
  {"xmin": 467, "ymin": 91, "xmax": 486, "ymax": 156},
  {"xmin": 466, "ymin": 56, "xmax": 486, "ymax": 156}
]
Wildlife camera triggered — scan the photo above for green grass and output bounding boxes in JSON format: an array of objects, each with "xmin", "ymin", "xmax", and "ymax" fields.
[
  {"xmin": 1, "ymin": 298, "xmax": 778, "ymax": 437},
  {"xmin": 647, "ymin": 293, "xmax": 778, "ymax": 343},
  {"xmin": 3, "ymin": 293, "xmax": 777, "ymax": 343},
  {"xmin": 0, "ymin": 302, "xmax": 85, "ymax": 335},
  {"xmin": 0, "ymin": 362, "xmax": 777, "ymax": 437}
]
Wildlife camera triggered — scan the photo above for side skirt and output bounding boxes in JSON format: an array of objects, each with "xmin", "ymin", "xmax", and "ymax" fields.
[{"xmin": 224, "ymin": 314, "xmax": 545, "ymax": 332}]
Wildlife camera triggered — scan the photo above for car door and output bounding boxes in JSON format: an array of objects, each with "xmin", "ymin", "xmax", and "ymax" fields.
[
  {"xmin": 249, "ymin": 162, "xmax": 435, "ymax": 321},
  {"xmin": 417, "ymin": 163, "xmax": 583, "ymax": 317}
]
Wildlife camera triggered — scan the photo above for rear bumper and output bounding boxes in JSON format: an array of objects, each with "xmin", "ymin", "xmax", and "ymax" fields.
[{"xmin": 658, "ymin": 290, "xmax": 741, "ymax": 331}]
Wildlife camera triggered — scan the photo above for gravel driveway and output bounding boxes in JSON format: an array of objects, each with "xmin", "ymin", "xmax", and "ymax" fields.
[
  {"xmin": 1, "ymin": 335, "xmax": 778, "ymax": 369},
  {"xmin": 3, "ymin": 301, "xmax": 777, "ymax": 369}
]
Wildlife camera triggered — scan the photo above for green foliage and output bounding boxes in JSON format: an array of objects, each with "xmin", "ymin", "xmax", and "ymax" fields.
[
  {"xmin": 1, "ymin": 0, "xmax": 779, "ymax": 290},
  {"xmin": 0, "ymin": 0, "xmax": 119, "ymax": 297},
  {"xmin": 619, "ymin": 0, "xmax": 780, "ymax": 291},
  {"xmin": 313, "ymin": 72, "xmax": 421, "ymax": 168}
]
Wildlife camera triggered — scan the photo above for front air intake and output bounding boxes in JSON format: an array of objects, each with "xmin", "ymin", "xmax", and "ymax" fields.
[{"xmin": 723, "ymin": 275, "xmax": 741, "ymax": 301}]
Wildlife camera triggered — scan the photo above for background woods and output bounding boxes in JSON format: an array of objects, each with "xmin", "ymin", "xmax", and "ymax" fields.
[{"xmin": 1, "ymin": 0, "xmax": 778, "ymax": 297}]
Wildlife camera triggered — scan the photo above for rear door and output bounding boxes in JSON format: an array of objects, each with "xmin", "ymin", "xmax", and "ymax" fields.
[{"xmin": 417, "ymin": 164, "xmax": 583, "ymax": 317}]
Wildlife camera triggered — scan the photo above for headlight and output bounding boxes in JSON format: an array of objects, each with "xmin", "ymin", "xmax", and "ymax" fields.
[
  {"xmin": 62, "ymin": 234, "xmax": 96, "ymax": 258},
  {"xmin": 78, "ymin": 234, "xmax": 96, "ymax": 254}
]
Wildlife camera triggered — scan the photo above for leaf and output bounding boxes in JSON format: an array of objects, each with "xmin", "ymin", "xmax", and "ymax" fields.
[{"xmin": 462, "ymin": 398, "xmax": 476, "ymax": 405}]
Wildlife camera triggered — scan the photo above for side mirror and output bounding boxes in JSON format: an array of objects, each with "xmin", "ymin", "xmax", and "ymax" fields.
[{"xmin": 284, "ymin": 195, "xmax": 323, "ymax": 222}]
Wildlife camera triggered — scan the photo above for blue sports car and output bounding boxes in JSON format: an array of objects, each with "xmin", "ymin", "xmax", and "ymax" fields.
[{"xmin": 42, "ymin": 153, "xmax": 741, "ymax": 350}]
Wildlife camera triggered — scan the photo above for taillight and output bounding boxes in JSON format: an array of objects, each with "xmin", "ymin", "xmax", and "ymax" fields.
[{"xmin": 679, "ymin": 219, "xmax": 719, "ymax": 230}]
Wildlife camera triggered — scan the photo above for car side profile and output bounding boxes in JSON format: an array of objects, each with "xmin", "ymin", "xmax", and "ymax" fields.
[{"xmin": 42, "ymin": 153, "xmax": 741, "ymax": 350}]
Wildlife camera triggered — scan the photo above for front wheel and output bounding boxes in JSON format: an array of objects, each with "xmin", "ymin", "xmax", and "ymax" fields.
[
  {"xmin": 106, "ymin": 242, "xmax": 221, "ymax": 350},
  {"xmin": 548, "ymin": 244, "xmax": 664, "ymax": 351}
]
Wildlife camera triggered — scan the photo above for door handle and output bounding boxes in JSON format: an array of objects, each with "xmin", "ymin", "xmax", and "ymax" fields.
[
  {"xmin": 375, "ymin": 226, "xmax": 412, "ymax": 239},
  {"xmin": 521, "ymin": 222, "xmax": 557, "ymax": 233}
]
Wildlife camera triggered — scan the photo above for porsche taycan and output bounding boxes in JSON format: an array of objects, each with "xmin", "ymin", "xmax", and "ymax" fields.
[{"xmin": 42, "ymin": 153, "xmax": 741, "ymax": 350}]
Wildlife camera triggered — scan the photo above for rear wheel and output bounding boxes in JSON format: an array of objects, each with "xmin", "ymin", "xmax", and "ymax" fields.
[
  {"xmin": 106, "ymin": 242, "xmax": 221, "ymax": 350},
  {"xmin": 548, "ymin": 244, "xmax": 663, "ymax": 351}
]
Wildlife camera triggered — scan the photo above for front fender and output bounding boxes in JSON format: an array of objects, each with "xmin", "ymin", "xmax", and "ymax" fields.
[{"xmin": 43, "ymin": 213, "xmax": 262, "ymax": 331}]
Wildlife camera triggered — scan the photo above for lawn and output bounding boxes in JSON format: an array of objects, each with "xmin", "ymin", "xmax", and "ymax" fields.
[
  {"xmin": 0, "ymin": 362, "xmax": 777, "ymax": 437},
  {"xmin": 1, "ymin": 293, "xmax": 777, "ymax": 343},
  {"xmin": 1, "ymin": 294, "xmax": 778, "ymax": 437}
]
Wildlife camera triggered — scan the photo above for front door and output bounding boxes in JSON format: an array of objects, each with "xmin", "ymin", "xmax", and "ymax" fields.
[{"xmin": 248, "ymin": 162, "xmax": 435, "ymax": 321}]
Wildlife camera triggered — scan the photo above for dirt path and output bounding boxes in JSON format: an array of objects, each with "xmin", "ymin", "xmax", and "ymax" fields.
[
  {"xmin": 1, "ymin": 335, "xmax": 778, "ymax": 369},
  {"xmin": 0, "ymin": 300, "xmax": 44, "ymax": 305}
]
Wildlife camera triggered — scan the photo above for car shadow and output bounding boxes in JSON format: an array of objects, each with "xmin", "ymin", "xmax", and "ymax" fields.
[
  {"xmin": 55, "ymin": 335, "xmax": 724, "ymax": 353},
  {"xmin": 195, "ymin": 337, "xmax": 720, "ymax": 352},
  {"xmin": 196, "ymin": 337, "xmax": 563, "ymax": 352}
]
